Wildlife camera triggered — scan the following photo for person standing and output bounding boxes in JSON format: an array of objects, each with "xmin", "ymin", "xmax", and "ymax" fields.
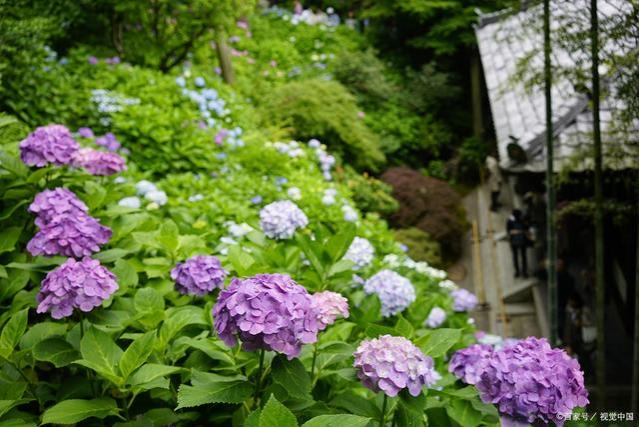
[
  {"xmin": 507, "ymin": 209, "xmax": 529, "ymax": 277},
  {"xmin": 486, "ymin": 156, "xmax": 502, "ymax": 211}
]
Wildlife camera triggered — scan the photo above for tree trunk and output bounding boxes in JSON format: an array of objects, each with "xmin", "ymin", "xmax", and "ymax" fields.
[
  {"xmin": 215, "ymin": 31, "xmax": 235, "ymax": 85},
  {"xmin": 543, "ymin": 0, "xmax": 558, "ymax": 347},
  {"xmin": 590, "ymin": 0, "xmax": 606, "ymax": 409}
]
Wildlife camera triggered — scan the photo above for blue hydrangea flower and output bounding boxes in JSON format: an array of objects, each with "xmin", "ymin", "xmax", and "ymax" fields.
[
  {"xmin": 364, "ymin": 270, "xmax": 415, "ymax": 317},
  {"xmin": 259, "ymin": 200, "xmax": 308, "ymax": 240}
]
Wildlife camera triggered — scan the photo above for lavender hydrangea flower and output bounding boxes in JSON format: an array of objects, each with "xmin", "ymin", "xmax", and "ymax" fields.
[
  {"xmin": 28, "ymin": 188, "xmax": 89, "ymax": 228},
  {"xmin": 353, "ymin": 335, "xmax": 441, "ymax": 397},
  {"xmin": 20, "ymin": 124, "xmax": 79, "ymax": 167},
  {"xmin": 451, "ymin": 338, "xmax": 588, "ymax": 426},
  {"xmin": 95, "ymin": 132, "xmax": 121, "ymax": 151},
  {"xmin": 73, "ymin": 148, "xmax": 126, "ymax": 176},
  {"xmin": 171, "ymin": 255, "xmax": 227, "ymax": 296},
  {"xmin": 259, "ymin": 200, "xmax": 308, "ymax": 240},
  {"xmin": 343, "ymin": 237, "xmax": 374, "ymax": 269},
  {"xmin": 425, "ymin": 307, "xmax": 447, "ymax": 328},
  {"xmin": 36, "ymin": 257, "xmax": 118, "ymax": 319},
  {"xmin": 364, "ymin": 270, "xmax": 415, "ymax": 317},
  {"xmin": 77, "ymin": 127, "xmax": 94, "ymax": 138},
  {"xmin": 213, "ymin": 273, "xmax": 319, "ymax": 359},
  {"xmin": 27, "ymin": 214, "xmax": 112, "ymax": 258},
  {"xmin": 451, "ymin": 288, "xmax": 478, "ymax": 312},
  {"xmin": 449, "ymin": 344, "xmax": 494, "ymax": 385},
  {"xmin": 311, "ymin": 291, "xmax": 349, "ymax": 330}
]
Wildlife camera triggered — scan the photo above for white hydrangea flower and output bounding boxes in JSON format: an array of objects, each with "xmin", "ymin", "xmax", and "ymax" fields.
[
  {"xmin": 287, "ymin": 187, "xmax": 302, "ymax": 200},
  {"xmin": 118, "ymin": 196, "xmax": 141, "ymax": 209},
  {"xmin": 135, "ymin": 180, "xmax": 158, "ymax": 196},
  {"xmin": 145, "ymin": 190, "xmax": 168, "ymax": 206},
  {"xmin": 383, "ymin": 254, "xmax": 401, "ymax": 268},
  {"xmin": 342, "ymin": 205, "xmax": 358, "ymax": 222},
  {"xmin": 344, "ymin": 237, "xmax": 375, "ymax": 270}
]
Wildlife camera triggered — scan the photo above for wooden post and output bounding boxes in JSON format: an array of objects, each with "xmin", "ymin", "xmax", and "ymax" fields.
[
  {"xmin": 215, "ymin": 31, "xmax": 235, "ymax": 85},
  {"xmin": 472, "ymin": 221, "xmax": 487, "ymax": 305}
]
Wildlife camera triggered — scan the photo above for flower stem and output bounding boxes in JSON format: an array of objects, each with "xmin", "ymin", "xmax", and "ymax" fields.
[
  {"xmin": 380, "ymin": 394, "xmax": 388, "ymax": 426},
  {"xmin": 253, "ymin": 349, "xmax": 265, "ymax": 408},
  {"xmin": 310, "ymin": 341, "xmax": 319, "ymax": 380}
]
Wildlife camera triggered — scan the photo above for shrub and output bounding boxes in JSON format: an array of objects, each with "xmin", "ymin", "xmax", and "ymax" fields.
[
  {"xmin": 332, "ymin": 48, "xmax": 394, "ymax": 104},
  {"xmin": 342, "ymin": 167, "xmax": 398, "ymax": 216},
  {"xmin": 381, "ymin": 166, "xmax": 467, "ymax": 262},
  {"xmin": 259, "ymin": 78, "xmax": 385, "ymax": 171},
  {"xmin": 394, "ymin": 227, "xmax": 442, "ymax": 267}
]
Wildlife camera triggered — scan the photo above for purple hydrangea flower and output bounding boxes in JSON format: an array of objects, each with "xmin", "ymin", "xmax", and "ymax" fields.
[
  {"xmin": 353, "ymin": 335, "xmax": 441, "ymax": 397},
  {"xmin": 27, "ymin": 214, "xmax": 112, "ymax": 258},
  {"xmin": 77, "ymin": 127, "xmax": 94, "ymax": 138},
  {"xmin": 451, "ymin": 288, "xmax": 478, "ymax": 312},
  {"xmin": 36, "ymin": 257, "xmax": 118, "ymax": 319},
  {"xmin": 451, "ymin": 337, "xmax": 588, "ymax": 426},
  {"xmin": 95, "ymin": 132, "xmax": 121, "ymax": 151},
  {"xmin": 259, "ymin": 200, "xmax": 308, "ymax": 240},
  {"xmin": 343, "ymin": 237, "xmax": 374, "ymax": 270},
  {"xmin": 449, "ymin": 344, "xmax": 494, "ymax": 385},
  {"xmin": 213, "ymin": 273, "xmax": 319, "ymax": 359},
  {"xmin": 171, "ymin": 255, "xmax": 227, "ymax": 296},
  {"xmin": 311, "ymin": 291, "xmax": 349, "ymax": 331},
  {"xmin": 73, "ymin": 148, "xmax": 126, "ymax": 176},
  {"xmin": 364, "ymin": 270, "xmax": 415, "ymax": 317},
  {"xmin": 88, "ymin": 56, "xmax": 98, "ymax": 65},
  {"xmin": 19, "ymin": 124, "xmax": 79, "ymax": 167},
  {"xmin": 28, "ymin": 188, "xmax": 89, "ymax": 228},
  {"xmin": 425, "ymin": 307, "xmax": 447, "ymax": 328}
]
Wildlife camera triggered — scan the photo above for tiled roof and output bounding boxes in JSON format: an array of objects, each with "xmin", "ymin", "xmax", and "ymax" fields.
[{"xmin": 475, "ymin": 0, "xmax": 638, "ymax": 172}]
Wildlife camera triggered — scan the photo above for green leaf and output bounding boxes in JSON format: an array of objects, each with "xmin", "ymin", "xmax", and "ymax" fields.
[
  {"xmin": 134, "ymin": 288, "xmax": 164, "ymax": 314},
  {"xmin": 445, "ymin": 399, "xmax": 482, "ymax": 427},
  {"xmin": 176, "ymin": 371, "xmax": 252, "ymax": 409},
  {"xmin": 325, "ymin": 224, "xmax": 355, "ymax": 262},
  {"xmin": 394, "ymin": 315, "xmax": 414, "ymax": 338},
  {"xmin": 302, "ymin": 414, "xmax": 370, "ymax": 427},
  {"xmin": 271, "ymin": 355, "xmax": 311, "ymax": 399},
  {"xmin": 0, "ymin": 308, "xmax": 28, "ymax": 359},
  {"xmin": 33, "ymin": 338, "xmax": 80, "ymax": 368},
  {"xmin": 159, "ymin": 306, "xmax": 207, "ymax": 347},
  {"xmin": 20, "ymin": 322, "xmax": 67, "ymax": 350},
  {"xmin": 331, "ymin": 392, "xmax": 380, "ymax": 418},
  {"xmin": 0, "ymin": 270, "xmax": 30, "ymax": 302},
  {"xmin": 112, "ymin": 259, "xmax": 138, "ymax": 289},
  {"xmin": 415, "ymin": 328, "xmax": 461, "ymax": 358},
  {"xmin": 127, "ymin": 364, "xmax": 182, "ymax": 388},
  {"xmin": 41, "ymin": 398, "xmax": 119, "ymax": 425},
  {"xmin": 93, "ymin": 248, "xmax": 130, "ymax": 263},
  {"xmin": 259, "ymin": 395, "xmax": 298, "ymax": 427},
  {"xmin": 227, "ymin": 245, "xmax": 256, "ymax": 276},
  {"xmin": 119, "ymin": 331, "xmax": 156, "ymax": 380},
  {"xmin": 0, "ymin": 227, "xmax": 22, "ymax": 255},
  {"xmin": 245, "ymin": 409, "xmax": 261, "ymax": 427},
  {"xmin": 0, "ymin": 150, "xmax": 28, "ymax": 177},
  {"xmin": 77, "ymin": 327, "xmax": 123, "ymax": 384},
  {"xmin": 157, "ymin": 220, "xmax": 179, "ymax": 252}
]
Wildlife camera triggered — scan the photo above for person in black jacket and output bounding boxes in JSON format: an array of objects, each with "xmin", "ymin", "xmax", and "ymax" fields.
[{"xmin": 507, "ymin": 209, "xmax": 529, "ymax": 277}]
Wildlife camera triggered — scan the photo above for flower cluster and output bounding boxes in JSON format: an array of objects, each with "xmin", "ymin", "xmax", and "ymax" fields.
[
  {"xmin": 450, "ymin": 338, "xmax": 588, "ymax": 426},
  {"xmin": 20, "ymin": 124, "xmax": 79, "ymax": 167},
  {"xmin": 179, "ymin": 77, "xmax": 231, "ymax": 129},
  {"xmin": 36, "ymin": 257, "xmax": 118, "ymax": 319},
  {"xmin": 259, "ymin": 200, "xmax": 308, "ymax": 239},
  {"xmin": 353, "ymin": 335, "xmax": 440, "ymax": 397},
  {"xmin": 311, "ymin": 291, "xmax": 349, "ymax": 330},
  {"xmin": 91, "ymin": 89, "xmax": 139, "ymax": 126},
  {"xmin": 73, "ymin": 148, "xmax": 126, "ymax": 176},
  {"xmin": 95, "ymin": 132, "xmax": 121, "ymax": 152},
  {"xmin": 213, "ymin": 274, "xmax": 319, "ymax": 359},
  {"xmin": 27, "ymin": 188, "xmax": 111, "ymax": 258},
  {"xmin": 342, "ymin": 204, "xmax": 358, "ymax": 222},
  {"xmin": 344, "ymin": 237, "xmax": 375, "ymax": 270},
  {"xmin": 425, "ymin": 307, "xmax": 447, "ymax": 328},
  {"xmin": 134, "ymin": 180, "xmax": 168, "ymax": 206},
  {"xmin": 308, "ymin": 139, "xmax": 335, "ymax": 181},
  {"xmin": 273, "ymin": 141, "xmax": 305, "ymax": 158},
  {"xmin": 321, "ymin": 188, "xmax": 337, "ymax": 205},
  {"xmin": 451, "ymin": 288, "xmax": 478, "ymax": 312},
  {"xmin": 364, "ymin": 270, "xmax": 415, "ymax": 317},
  {"xmin": 171, "ymin": 255, "xmax": 228, "ymax": 296}
]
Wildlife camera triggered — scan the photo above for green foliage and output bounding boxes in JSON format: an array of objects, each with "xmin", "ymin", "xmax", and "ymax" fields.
[
  {"xmin": 332, "ymin": 49, "xmax": 394, "ymax": 104},
  {"xmin": 343, "ymin": 168, "xmax": 398, "ymax": 216},
  {"xmin": 394, "ymin": 228, "xmax": 442, "ymax": 267},
  {"xmin": 260, "ymin": 78, "xmax": 385, "ymax": 171}
]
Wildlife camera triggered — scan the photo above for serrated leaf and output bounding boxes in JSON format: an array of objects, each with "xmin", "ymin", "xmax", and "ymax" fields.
[
  {"xmin": 259, "ymin": 395, "xmax": 297, "ymax": 427},
  {"xmin": 445, "ymin": 399, "xmax": 482, "ymax": 427},
  {"xmin": 415, "ymin": 328, "xmax": 461, "ymax": 358},
  {"xmin": 33, "ymin": 338, "xmax": 80, "ymax": 368},
  {"xmin": 0, "ymin": 308, "xmax": 28, "ymax": 360},
  {"xmin": 271, "ymin": 355, "xmax": 311, "ymax": 400},
  {"xmin": 41, "ymin": 398, "xmax": 119, "ymax": 425},
  {"xmin": 119, "ymin": 331, "xmax": 156, "ymax": 380},
  {"xmin": 302, "ymin": 414, "xmax": 370, "ymax": 427},
  {"xmin": 20, "ymin": 322, "xmax": 67, "ymax": 350},
  {"xmin": 157, "ymin": 220, "xmax": 179, "ymax": 252},
  {"xmin": 134, "ymin": 288, "xmax": 164, "ymax": 314},
  {"xmin": 176, "ymin": 371, "xmax": 252, "ymax": 409},
  {"xmin": 0, "ymin": 227, "xmax": 22, "ymax": 255},
  {"xmin": 159, "ymin": 306, "xmax": 206, "ymax": 347},
  {"xmin": 331, "ymin": 392, "xmax": 380, "ymax": 418},
  {"xmin": 112, "ymin": 258, "xmax": 138, "ymax": 289},
  {"xmin": 93, "ymin": 248, "xmax": 130, "ymax": 263},
  {"xmin": 127, "ymin": 364, "xmax": 182, "ymax": 387},
  {"xmin": 78, "ymin": 327, "xmax": 123, "ymax": 384}
]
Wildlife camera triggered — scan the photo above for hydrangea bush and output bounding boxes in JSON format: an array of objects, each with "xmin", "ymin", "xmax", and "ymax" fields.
[{"xmin": 0, "ymin": 8, "xmax": 588, "ymax": 427}]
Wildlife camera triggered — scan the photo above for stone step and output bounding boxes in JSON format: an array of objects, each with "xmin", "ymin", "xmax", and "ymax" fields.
[
  {"xmin": 504, "ymin": 302, "xmax": 536, "ymax": 316},
  {"xmin": 503, "ymin": 278, "xmax": 536, "ymax": 303}
]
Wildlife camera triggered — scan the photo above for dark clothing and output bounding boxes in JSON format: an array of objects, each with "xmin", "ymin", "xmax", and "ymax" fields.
[
  {"xmin": 507, "ymin": 215, "xmax": 529, "ymax": 276},
  {"xmin": 490, "ymin": 191, "xmax": 501, "ymax": 211},
  {"xmin": 510, "ymin": 244, "xmax": 528, "ymax": 277}
]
